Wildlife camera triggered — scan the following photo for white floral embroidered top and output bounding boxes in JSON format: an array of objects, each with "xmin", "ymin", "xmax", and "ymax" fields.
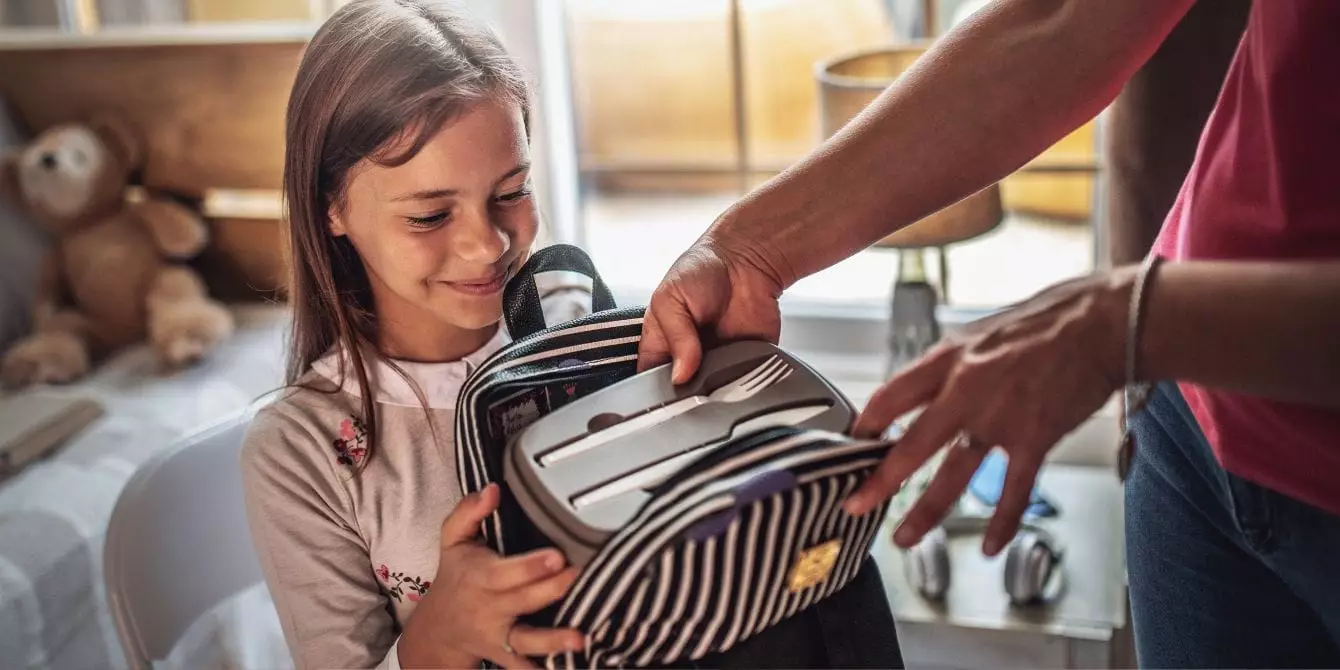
[{"xmin": 240, "ymin": 292, "xmax": 590, "ymax": 670}]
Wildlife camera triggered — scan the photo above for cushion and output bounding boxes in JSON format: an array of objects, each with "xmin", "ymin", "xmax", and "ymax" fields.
[{"xmin": 0, "ymin": 98, "xmax": 51, "ymax": 353}]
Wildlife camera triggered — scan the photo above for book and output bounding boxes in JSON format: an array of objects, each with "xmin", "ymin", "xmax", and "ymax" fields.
[{"xmin": 0, "ymin": 390, "xmax": 103, "ymax": 478}]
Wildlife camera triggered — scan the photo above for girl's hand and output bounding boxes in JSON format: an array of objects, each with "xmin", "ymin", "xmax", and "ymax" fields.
[
  {"xmin": 843, "ymin": 269, "xmax": 1136, "ymax": 556},
  {"xmin": 397, "ymin": 484, "xmax": 585, "ymax": 669}
]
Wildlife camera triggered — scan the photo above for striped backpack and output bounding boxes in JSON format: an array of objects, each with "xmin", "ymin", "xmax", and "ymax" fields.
[{"xmin": 455, "ymin": 244, "xmax": 893, "ymax": 668}]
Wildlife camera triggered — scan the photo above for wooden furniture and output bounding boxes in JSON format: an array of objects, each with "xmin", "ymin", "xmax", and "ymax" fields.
[
  {"xmin": 0, "ymin": 23, "xmax": 310, "ymax": 300},
  {"xmin": 0, "ymin": 24, "xmax": 308, "ymax": 194},
  {"xmin": 872, "ymin": 464, "xmax": 1133, "ymax": 668},
  {"xmin": 566, "ymin": 0, "xmax": 894, "ymax": 188},
  {"xmin": 197, "ymin": 189, "xmax": 289, "ymax": 300}
]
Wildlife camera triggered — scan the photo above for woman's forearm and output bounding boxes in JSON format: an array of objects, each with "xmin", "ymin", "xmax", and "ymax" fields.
[
  {"xmin": 1141, "ymin": 261, "xmax": 1340, "ymax": 406},
  {"xmin": 709, "ymin": 0, "xmax": 1196, "ymax": 288}
]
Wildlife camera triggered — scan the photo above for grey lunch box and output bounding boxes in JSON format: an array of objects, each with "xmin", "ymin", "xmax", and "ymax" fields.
[{"xmin": 502, "ymin": 339, "xmax": 858, "ymax": 567}]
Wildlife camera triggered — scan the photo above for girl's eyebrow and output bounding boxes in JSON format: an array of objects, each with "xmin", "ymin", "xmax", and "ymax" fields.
[
  {"xmin": 392, "ymin": 187, "xmax": 458, "ymax": 202},
  {"xmin": 494, "ymin": 161, "xmax": 531, "ymax": 186},
  {"xmin": 389, "ymin": 162, "xmax": 531, "ymax": 202}
]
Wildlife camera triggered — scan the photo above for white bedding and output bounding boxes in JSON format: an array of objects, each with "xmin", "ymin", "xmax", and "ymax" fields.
[{"xmin": 0, "ymin": 304, "xmax": 293, "ymax": 670}]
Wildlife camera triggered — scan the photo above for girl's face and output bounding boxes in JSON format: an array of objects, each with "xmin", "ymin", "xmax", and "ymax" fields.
[{"xmin": 332, "ymin": 99, "xmax": 537, "ymax": 357}]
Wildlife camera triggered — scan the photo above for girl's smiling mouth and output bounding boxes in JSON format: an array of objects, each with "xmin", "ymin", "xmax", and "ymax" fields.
[{"xmin": 440, "ymin": 261, "xmax": 514, "ymax": 296}]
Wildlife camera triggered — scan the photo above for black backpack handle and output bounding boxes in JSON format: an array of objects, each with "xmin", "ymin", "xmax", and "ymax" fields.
[{"xmin": 503, "ymin": 244, "xmax": 617, "ymax": 340}]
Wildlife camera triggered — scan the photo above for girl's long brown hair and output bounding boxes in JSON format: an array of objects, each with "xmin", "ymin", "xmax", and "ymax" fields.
[{"xmin": 282, "ymin": 0, "xmax": 531, "ymax": 465}]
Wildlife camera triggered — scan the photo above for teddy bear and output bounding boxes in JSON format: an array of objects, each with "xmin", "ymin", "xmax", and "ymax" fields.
[{"xmin": 0, "ymin": 114, "xmax": 234, "ymax": 389}]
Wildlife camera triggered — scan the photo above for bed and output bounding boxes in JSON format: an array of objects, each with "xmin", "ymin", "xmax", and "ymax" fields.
[{"xmin": 0, "ymin": 302, "xmax": 294, "ymax": 669}]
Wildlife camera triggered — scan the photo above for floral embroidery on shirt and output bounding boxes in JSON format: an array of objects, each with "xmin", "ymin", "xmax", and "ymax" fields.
[
  {"xmin": 377, "ymin": 563, "xmax": 431, "ymax": 602},
  {"xmin": 332, "ymin": 417, "xmax": 368, "ymax": 467}
]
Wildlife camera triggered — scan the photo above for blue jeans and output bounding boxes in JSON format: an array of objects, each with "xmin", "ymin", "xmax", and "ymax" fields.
[{"xmin": 1124, "ymin": 382, "xmax": 1340, "ymax": 668}]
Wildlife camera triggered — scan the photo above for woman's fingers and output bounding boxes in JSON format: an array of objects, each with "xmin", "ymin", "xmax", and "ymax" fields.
[
  {"xmin": 635, "ymin": 309, "xmax": 673, "ymax": 374},
  {"xmin": 846, "ymin": 399, "xmax": 962, "ymax": 516},
  {"xmin": 440, "ymin": 483, "xmax": 500, "ymax": 547},
  {"xmin": 644, "ymin": 288, "xmax": 705, "ymax": 384},
  {"xmin": 500, "ymin": 566, "xmax": 581, "ymax": 615},
  {"xmin": 982, "ymin": 451, "xmax": 1045, "ymax": 556},
  {"xmin": 505, "ymin": 624, "xmax": 587, "ymax": 659},
  {"xmin": 891, "ymin": 440, "xmax": 993, "ymax": 548},
  {"xmin": 852, "ymin": 345, "xmax": 956, "ymax": 439},
  {"xmin": 484, "ymin": 548, "xmax": 568, "ymax": 592}
]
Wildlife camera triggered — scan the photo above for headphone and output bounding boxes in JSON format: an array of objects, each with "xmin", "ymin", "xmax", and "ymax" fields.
[{"xmin": 901, "ymin": 514, "xmax": 1066, "ymax": 607}]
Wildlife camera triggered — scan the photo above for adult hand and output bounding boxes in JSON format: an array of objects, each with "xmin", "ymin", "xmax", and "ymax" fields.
[
  {"xmin": 397, "ymin": 484, "xmax": 585, "ymax": 669},
  {"xmin": 843, "ymin": 268, "xmax": 1137, "ymax": 556},
  {"xmin": 637, "ymin": 234, "xmax": 787, "ymax": 383}
]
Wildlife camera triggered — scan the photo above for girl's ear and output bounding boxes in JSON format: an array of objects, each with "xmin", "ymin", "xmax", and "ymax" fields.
[{"xmin": 328, "ymin": 207, "xmax": 348, "ymax": 237}]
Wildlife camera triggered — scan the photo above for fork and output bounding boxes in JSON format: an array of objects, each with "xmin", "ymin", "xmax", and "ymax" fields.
[{"xmin": 537, "ymin": 355, "xmax": 793, "ymax": 466}]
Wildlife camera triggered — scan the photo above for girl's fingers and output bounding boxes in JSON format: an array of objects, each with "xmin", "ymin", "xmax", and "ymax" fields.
[
  {"xmin": 440, "ymin": 483, "xmax": 500, "ymax": 547},
  {"xmin": 891, "ymin": 441, "xmax": 993, "ymax": 548},
  {"xmin": 484, "ymin": 548, "xmax": 568, "ymax": 592},
  {"xmin": 490, "ymin": 651, "xmax": 539, "ymax": 670},
  {"xmin": 505, "ymin": 624, "xmax": 587, "ymax": 659},
  {"xmin": 500, "ymin": 566, "xmax": 581, "ymax": 615}
]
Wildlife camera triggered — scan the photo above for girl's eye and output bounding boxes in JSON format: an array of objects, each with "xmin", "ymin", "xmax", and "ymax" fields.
[
  {"xmin": 495, "ymin": 186, "xmax": 533, "ymax": 206},
  {"xmin": 405, "ymin": 211, "xmax": 449, "ymax": 228}
]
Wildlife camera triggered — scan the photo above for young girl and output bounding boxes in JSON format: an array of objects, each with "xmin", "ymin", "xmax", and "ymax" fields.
[
  {"xmin": 244, "ymin": 2, "xmax": 905, "ymax": 669},
  {"xmin": 240, "ymin": 1, "xmax": 591, "ymax": 667}
]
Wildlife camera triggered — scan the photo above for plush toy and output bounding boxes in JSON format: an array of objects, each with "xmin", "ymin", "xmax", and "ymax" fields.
[{"xmin": 0, "ymin": 115, "xmax": 234, "ymax": 389}]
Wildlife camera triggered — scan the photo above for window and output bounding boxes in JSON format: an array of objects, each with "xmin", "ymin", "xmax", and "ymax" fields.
[{"xmin": 551, "ymin": 0, "xmax": 1101, "ymax": 317}]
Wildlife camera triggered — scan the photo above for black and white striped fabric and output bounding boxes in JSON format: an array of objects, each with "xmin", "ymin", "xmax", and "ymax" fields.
[
  {"xmin": 454, "ymin": 306, "xmax": 644, "ymax": 554},
  {"xmin": 547, "ymin": 427, "xmax": 888, "ymax": 669},
  {"xmin": 454, "ymin": 245, "xmax": 891, "ymax": 668}
]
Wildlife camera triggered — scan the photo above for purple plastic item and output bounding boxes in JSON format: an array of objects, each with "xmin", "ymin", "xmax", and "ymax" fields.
[{"xmin": 684, "ymin": 469, "xmax": 797, "ymax": 541}]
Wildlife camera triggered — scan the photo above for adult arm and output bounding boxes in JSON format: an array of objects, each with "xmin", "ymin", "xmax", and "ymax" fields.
[
  {"xmin": 708, "ymin": 0, "xmax": 1198, "ymax": 288},
  {"xmin": 639, "ymin": 0, "xmax": 1201, "ymax": 380},
  {"xmin": 1141, "ymin": 260, "xmax": 1340, "ymax": 407},
  {"xmin": 849, "ymin": 258, "xmax": 1340, "ymax": 557}
]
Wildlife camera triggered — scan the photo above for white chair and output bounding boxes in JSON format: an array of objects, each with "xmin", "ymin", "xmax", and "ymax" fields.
[{"xmin": 104, "ymin": 409, "xmax": 264, "ymax": 669}]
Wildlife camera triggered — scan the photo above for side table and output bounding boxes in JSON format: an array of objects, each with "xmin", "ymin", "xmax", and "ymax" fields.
[{"xmin": 870, "ymin": 464, "xmax": 1132, "ymax": 669}]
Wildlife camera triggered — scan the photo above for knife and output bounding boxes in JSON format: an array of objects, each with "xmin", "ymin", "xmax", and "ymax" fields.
[
  {"xmin": 569, "ymin": 403, "xmax": 832, "ymax": 509},
  {"xmin": 538, "ymin": 396, "xmax": 699, "ymax": 466}
]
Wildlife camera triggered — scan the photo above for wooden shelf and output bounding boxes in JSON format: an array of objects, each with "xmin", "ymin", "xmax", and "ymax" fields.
[
  {"xmin": 0, "ymin": 21, "xmax": 317, "ymax": 51},
  {"xmin": 201, "ymin": 188, "xmax": 284, "ymax": 220},
  {"xmin": 0, "ymin": 32, "xmax": 306, "ymax": 196}
]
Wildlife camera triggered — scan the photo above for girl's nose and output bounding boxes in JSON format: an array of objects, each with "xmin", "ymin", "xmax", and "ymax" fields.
[{"xmin": 453, "ymin": 208, "xmax": 509, "ymax": 264}]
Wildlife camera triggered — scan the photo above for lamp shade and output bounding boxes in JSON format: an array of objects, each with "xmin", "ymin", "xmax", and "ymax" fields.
[{"xmin": 816, "ymin": 43, "xmax": 1003, "ymax": 249}]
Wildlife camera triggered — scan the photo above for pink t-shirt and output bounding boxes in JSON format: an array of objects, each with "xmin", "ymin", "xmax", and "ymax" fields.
[{"xmin": 1151, "ymin": 1, "xmax": 1340, "ymax": 516}]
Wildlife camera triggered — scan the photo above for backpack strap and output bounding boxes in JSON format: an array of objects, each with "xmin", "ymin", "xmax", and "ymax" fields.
[{"xmin": 504, "ymin": 244, "xmax": 618, "ymax": 340}]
